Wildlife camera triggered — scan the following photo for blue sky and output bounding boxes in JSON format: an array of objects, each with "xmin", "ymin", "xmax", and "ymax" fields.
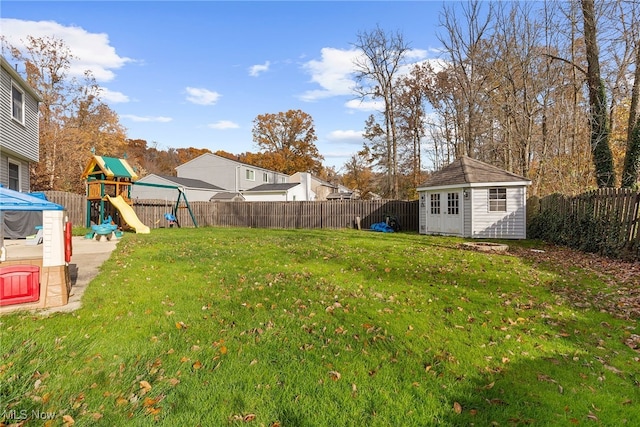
[{"xmin": 2, "ymin": 1, "xmax": 446, "ymax": 171}]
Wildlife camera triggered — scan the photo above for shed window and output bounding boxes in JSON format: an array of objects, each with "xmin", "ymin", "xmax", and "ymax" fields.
[
  {"xmin": 8, "ymin": 161, "xmax": 20, "ymax": 191},
  {"xmin": 263, "ymin": 172, "xmax": 269, "ymax": 182},
  {"xmin": 430, "ymin": 194, "xmax": 440, "ymax": 214},
  {"xmin": 447, "ymin": 192, "xmax": 459, "ymax": 215},
  {"xmin": 12, "ymin": 84, "xmax": 24, "ymax": 124},
  {"xmin": 489, "ymin": 188, "xmax": 507, "ymax": 212},
  {"xmin": 246, "ymin": 169, "xmax": 255, "ymax": 181}
]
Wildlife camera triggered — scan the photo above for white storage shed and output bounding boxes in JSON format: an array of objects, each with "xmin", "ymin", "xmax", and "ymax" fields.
[{"xmin": 417, "ymin": 156, "xmax": 531, "ymax": 239}]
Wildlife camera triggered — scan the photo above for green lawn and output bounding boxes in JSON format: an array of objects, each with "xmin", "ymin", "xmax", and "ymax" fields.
[{"xmin": 1, "ymin": 228, "xmax": 638, "ymax": 426}]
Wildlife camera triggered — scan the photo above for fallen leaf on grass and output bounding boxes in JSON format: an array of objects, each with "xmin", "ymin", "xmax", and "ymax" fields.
[
  {"xmin": 139, "ymin": 380, "xmax": 152, "ymax": 395},
  {"xmin": 175, "ymin": 321, "xmax": 188, "ymax": 329},
  {"xmin": 328, "ymin": 371, "xmax": 341, "ymax": 381},
  {"xmin": 453, "ymin": 402, "xmax": 462, "ymax": 414},
  {"xmin": 62, "ymin": 415, "xmax": 75, "ymax": 426}
]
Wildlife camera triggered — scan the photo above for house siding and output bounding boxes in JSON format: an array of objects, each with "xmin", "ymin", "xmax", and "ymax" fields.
[
  {"xmin": 1, "ymin": 58, "xmax": 40, "ymax": 193},
  {"xmin": 0, "ymin": 153, "xmax": 30, "ymax": 192},
  {"xmin": 418, "ymin": 193, "xmax": 427, "ymax": 234},
  {"xmin": 463, "ymin": 191, "xmax": 472, "ymax": 238},
  {"xmin": 131, "ymin": 175, "xmax": 221, "ymax": 202},
  {"xmin": 176, "ymin": 153, "xmax": 289, "ymax": 192},
  {"xmin": 243, "ymin": 185, "xmax": 306, "ymax": 202},
  {"xmin": 470, "ymin": 186, "xmax": 527, "ymax": 239},
  {"xmin": 0, "ymin": 63, "xmax": 40, "ymax": 163}
]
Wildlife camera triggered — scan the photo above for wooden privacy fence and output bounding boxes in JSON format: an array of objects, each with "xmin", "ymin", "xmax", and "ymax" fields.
[
  {"xmin": 134, "ymin": 199, "xmax": 419, "ymax": 231},
  {"xmin": 528, "ymin": 188, "xmax": 640, "ymax": 260},
  {"xmin": 43, "ymin": 192, "xmax": 419, "ymax": 232}
]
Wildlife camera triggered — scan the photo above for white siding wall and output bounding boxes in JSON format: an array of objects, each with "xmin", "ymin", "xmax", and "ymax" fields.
[
  {"xmin": 242, "ymin": 185, "xmax": 306, "ymax": 202},
  {"xmin": 418, "ymin": 192, "xmax": 427, "ymax": 234},
  {"xmin": 470, "ymin": 186, "xmax": 527, "ymax": 239},
  {"xmin": 463, "ymin": 192, "xmax": 472, "ymax": 238}
]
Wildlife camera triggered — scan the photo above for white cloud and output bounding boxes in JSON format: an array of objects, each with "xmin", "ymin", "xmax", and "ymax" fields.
[
  {"xmin": 99, "ymin": 87, "xmax": 129, "ymax": 103},
  {"xmin": 1, "ymin": 18, "xmax": 132, "ymax": 82},
  {"xmin": 208, "ymin": 120, "xmax": 239, "ymax": 130},
  {"xmin": 121, "ymin": 114, "xmax": 172, "ymax": 123},
  {"xmin": 327, "ymin": 130, "xmax": 363, "ymax": 144},
  {"xmin": 185, "ymin": 87, "xmax": 221, "ymax": 105},
  {"xmin": 249, "ymin": 61, "xmax": 270, "ymax": 77},
  {"xmin": 300, "ymin": 48, "xmax": 360, "ymax": 101},
  {"xmin": 301, "ymin": 47, "xmax": 435, "ymax": 106},
  {"xmin": 344, "ymin": 98, "xmax": 383, "ymax": 112}
]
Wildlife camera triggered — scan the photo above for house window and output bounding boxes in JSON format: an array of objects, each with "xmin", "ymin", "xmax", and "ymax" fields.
[
  {"xmin": 430, "ymin": 194, "xmax": 440, "ymax": 214},
  {"xmin": 8, "ymin": 161, "xmax": 20, "ymax": 191},
  {"xmin": 280, "ymin": 177, "xmax": 286, "ymax": 183},
  {"xmin": 489, "ymin": 188, "xmax": 507, "ymax": 212},
  {"xmin": 263, "ymin": 172, "xmax": 269, "ymax": 183},
  {"xmin": 447, "ymin": 192, "xmax": 459, "ymax": 215},
  {"xmin": 12, "ymin": 84, "xmax": 24, "ymax": 124},
  {"xmin": 246, "ymin": 169, "xmax": 255, "ymax": 181}
]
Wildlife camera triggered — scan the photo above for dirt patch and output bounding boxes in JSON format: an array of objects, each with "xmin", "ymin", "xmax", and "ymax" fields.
[
  {"xmin": 462, "ymin": 242, "xmax": 509, "ymax": 252},
  {"xmin": 509, "ymin": 244, "xmax": 640, "ymax": 321}
]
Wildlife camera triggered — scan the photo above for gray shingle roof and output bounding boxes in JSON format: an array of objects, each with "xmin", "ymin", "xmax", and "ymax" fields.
[
  {"xmin": 245, "ymin": 183, "xmax": 299, "ymax": 192},
  {"xmin": 157, "ymin": 175, "xmax": 224, "ymax": 190},
  {"xmin": 419, "ymin": 156, "xmax": 530, "ymax": 188},
  {"xmin": 210, "ymin": 192, "xmax": 243, "ymax": 200}
]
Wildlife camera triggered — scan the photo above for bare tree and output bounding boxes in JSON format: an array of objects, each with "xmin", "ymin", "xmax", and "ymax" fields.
[
  {"xmin": 437, "ymin": 0, "xmax": 495, "ymax": 159},
  {"xmin": 621, "ymin": 0, "xmax": 640, "ymax": 188},
  {"xmin": 581, "ymin": 0, "xmax": 616, "ymax": 187},
  {"xmin": 352, "ymin": 25, "xmax": 411, "ymax": 199}
]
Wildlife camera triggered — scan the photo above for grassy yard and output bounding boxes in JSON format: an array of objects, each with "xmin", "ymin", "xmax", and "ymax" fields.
[{"xmin": 1, "ymin": 228, "xmax": 639, "ymax": 426}]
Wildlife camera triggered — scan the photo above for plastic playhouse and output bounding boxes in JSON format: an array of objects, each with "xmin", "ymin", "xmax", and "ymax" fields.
[
  {"xmin": 0, "ymin": 186, "xmax": 73, "ymax": 313},
  {"xmin": 81, "ymin": 155, "xmax": 150, "ymax": 235}
]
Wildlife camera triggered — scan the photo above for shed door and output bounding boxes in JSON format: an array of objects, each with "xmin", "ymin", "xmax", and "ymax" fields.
[
  {"xmin": 442, "ymin": 191, "xmax": 463, "ymax": 235},
  {"xmin": 427, "ymin": 191, "xmax": 463, "ymax": 235}
]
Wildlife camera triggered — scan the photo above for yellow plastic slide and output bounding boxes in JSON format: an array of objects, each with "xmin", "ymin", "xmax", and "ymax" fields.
[{"xmin": 106, "ymin": 195, "xmax": 150, "ymax": 234}]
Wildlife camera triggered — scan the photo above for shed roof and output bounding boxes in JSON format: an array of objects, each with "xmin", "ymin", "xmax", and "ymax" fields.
[
  {"xmin": 81, "ymin": 156, "xmax": 138, "ymax": 180},
  {"xmin": 0, "ymin": 186, "xmax": 63, "ymax": 211},
  {"xmin": 418, "ymin": 156, "xmax": 530, "ymax": 189}
]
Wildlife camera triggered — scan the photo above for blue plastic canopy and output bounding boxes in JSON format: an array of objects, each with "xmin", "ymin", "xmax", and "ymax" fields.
[{"xmin": 0, "ymin": 185, "xmax": 64, "ymax": 211}]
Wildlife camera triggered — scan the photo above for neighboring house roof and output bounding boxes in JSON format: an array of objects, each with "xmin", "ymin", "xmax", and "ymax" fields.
[
  {"xmin": 178, "ymin": 153, "xmax": 284, "ymax": 175},
  {"xmin": 1, "ymin": 57, "xmax": 43, "ymax": 102},
  {"xmin": 0, "ymin": 185, "xmax": 63, "ymax": 211},
  {"xmin": 210, "ymin": 192, "xmax": 244, "ymax": 201},
  {"xmin": 326, "ymin": 192, "xmax": 357, "ymax": 200},
  {"xmin": 244, "ymin": 183, "xmax": 299, "ymax": 192},
  {"xmin": 418, "ymin": 156, "xmax": 530, "ymax": 189},
  {"xmin": 81, "ymin": 155, "xmax": 138, "ymax": 180},
  {"xmin": 149, "ymin": 175, "xmax": 224, "ymax": 190}
]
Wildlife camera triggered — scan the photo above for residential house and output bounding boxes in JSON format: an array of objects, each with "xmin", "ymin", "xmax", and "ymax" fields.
[
  {"xmin": 289, "ymin": 172, "xmax": 337, "ymax": 201},
  {"xmin": 1, "ymin": 56, "xmax": 44, "ymax": 238},
  {"xmin": 1, "ymin": 56, "xmax": 42, "ymax": 193},
  {"xmin": 130, "ymin": 174, "xmax": 225, "ymax": 202},
  {"xmin": 176, "ymin": 153, "xmax": 290, "ymax": 193},
  {"xmin": 416, "ymin": 156, "xmax": 531, "ymax": 239},
  {"xmin": 242, "ymin": 183, "xmax": 314, "ymax": 202}
]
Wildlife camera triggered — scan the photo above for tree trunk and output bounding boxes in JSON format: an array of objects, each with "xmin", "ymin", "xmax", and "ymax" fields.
[
  {"xmin": 582, "ymin": 0, "xmax": 616, "ymax": 187},
  {"xmin": 621, "ymin": 39, "xmax": 640, "ymax": 188}
]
